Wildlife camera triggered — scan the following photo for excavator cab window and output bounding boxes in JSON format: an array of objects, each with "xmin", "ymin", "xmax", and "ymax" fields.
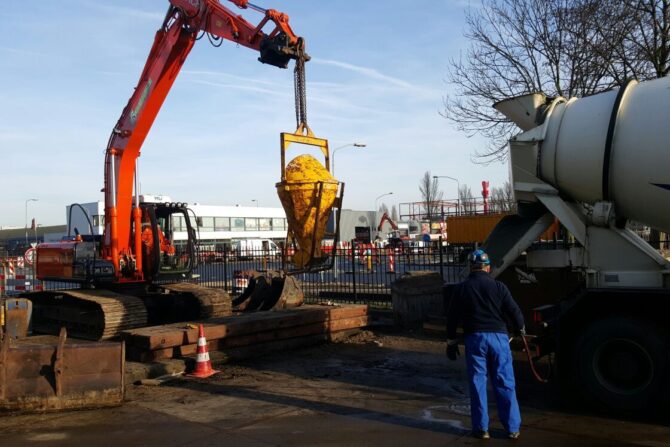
[{"xmin": 140, "ymin": 204, "xmax": 196, "ymax": 280}]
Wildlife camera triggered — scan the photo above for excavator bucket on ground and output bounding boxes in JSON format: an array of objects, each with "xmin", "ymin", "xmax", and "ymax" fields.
[
  {"xmin": 232, "ymin": 270, "xmax": 303, "ymax": 311},
  {"xmin": 234, "ymin": 129, "xmax": 343, "ymax": 312}
]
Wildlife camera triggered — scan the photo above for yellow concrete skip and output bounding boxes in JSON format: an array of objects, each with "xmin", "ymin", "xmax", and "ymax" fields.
[{"xmin": 277, "ymin": 154, "xmax": 339, "ymax": 268}]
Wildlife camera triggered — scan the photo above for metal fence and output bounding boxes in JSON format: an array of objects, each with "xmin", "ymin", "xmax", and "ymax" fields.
[
  {"xmin": 4, "ymin": 241, "xmax": 473, "ymax": 309},
  {"xmin": 192, "ymin": 240, "xmax": 473, "ymax": 308}
]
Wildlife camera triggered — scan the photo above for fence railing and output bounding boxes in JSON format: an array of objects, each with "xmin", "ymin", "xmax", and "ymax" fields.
[
  {"xmin": 3, "ymin": 241, "xmax": 474, "ymax": 309},
  {"xmin": 192, "ymin": 240, "xmax": 474, "ymax": 308}
]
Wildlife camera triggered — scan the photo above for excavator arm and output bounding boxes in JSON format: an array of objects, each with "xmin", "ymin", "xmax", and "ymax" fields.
[
  {"xmin": 103, "ymin": 0, "xmax": 308, "ymax": 279},
  {"xmin": 377, "ymin": 212, "xmax": 399, "ymax": 231}
]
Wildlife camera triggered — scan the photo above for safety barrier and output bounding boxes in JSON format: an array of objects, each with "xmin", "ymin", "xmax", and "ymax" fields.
[{"xmin": 0, "ymin": 257, "xmax": 43, "ymax": 296}]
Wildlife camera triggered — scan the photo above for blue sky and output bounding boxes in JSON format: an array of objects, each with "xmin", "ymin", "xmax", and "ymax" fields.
[{"xmin": 0, "ymin": 0, "xmax": 508, "ymax": 227}]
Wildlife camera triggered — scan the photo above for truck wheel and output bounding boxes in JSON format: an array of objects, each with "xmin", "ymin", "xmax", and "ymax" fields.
[{"xmin": 573, "ymin": 317, "xmax": 668, "ymax": 412}]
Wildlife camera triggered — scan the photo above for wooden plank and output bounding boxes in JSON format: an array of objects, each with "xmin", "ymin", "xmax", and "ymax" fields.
[
  {"xmin": 132, "ymin": 315, "xmax": 369, "ymax": 361},
  {"xmin": 174, "ymin": 344, "xmax": 197, "ymax": 357},
  {"xmin": 126, "ymin": 346, "xmax": 174, "ymax": 363},
  {"xmin": 159, "ymin": 316, "xmax": 369, "ymax": 360},
  {"xmin": 218, "ymin": 316, "xmax": 370, "ymax": 349},
  {"xmin": 217, "ymin": 326, "xmax": 369, "ymax": 362},
  {"xmin": 122, "ymin": 305, "xmax": 368, "ymax": 350}
]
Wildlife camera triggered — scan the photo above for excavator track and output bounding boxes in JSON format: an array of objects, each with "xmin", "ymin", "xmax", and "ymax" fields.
[
  {"xmin": 157, "ymin": 283, "xmax": 232, "ymax": 318},
  {"xmin": 26, "ymin": 284, "xmax": 232, "ymax": 341},
  {"xmin": 26, "ymin": 289, "xmax": 148, "ymax": 341}
]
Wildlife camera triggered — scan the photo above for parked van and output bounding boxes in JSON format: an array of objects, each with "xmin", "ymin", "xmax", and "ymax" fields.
[{"xmin": 231, "ymin": 239, "xmax": 281, "ymax": 258}]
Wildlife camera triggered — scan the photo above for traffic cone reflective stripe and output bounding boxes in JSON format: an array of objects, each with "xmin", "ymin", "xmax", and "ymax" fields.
[{"xmin": 188, "ymin": 324, "xmax": 219, "ymax": 378}]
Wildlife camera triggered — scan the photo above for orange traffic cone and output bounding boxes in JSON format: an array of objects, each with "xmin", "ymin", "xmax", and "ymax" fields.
[{"xmin": 188, "ymin": 324, "xmax": 219, "ymax": 378}]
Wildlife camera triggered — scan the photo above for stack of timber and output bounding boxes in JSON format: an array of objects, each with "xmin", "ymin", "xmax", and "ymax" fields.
[{"xmin": 121, "ymin": 304, "xmax": 369, "ymax": 362}]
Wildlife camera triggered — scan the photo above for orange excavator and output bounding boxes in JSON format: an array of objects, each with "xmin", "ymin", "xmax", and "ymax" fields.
[
  {"xmin": 28, "ymin": 0, "xmax": 342, "ymax": 340},
  {"xmin": 377, "ymin": 212, "xmax": 408, "ymax": 249}
]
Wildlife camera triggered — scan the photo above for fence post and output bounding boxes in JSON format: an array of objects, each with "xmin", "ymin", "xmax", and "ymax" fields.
[
  {"xmin": 0, "ymin": 260, "xmax": 5, "ymax": 298},
  {"xmin": 351, "ymin": 239, "xmax": 357, "ymax": 301},
  {"xmin": 333, "ymin": 243, "xmax": 339, "ymax": 282},
  {"xmin": 223, "ymin": 248, "xmax": 228, "ymax": 292},
  {"xmin": 439, "ymin": 236, "xmax": 444, "ymax": 280}
]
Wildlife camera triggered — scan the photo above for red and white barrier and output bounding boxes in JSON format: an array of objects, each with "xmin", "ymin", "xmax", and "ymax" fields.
[
  {"xmin": 388, "ymin": 250, "xmax": 395, "ymax": 273},
  {"xmin": 1, "ymin": 257, "xmax": 42, "ymax": 296}
]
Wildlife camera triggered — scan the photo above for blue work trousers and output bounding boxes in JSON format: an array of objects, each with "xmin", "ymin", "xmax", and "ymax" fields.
[{"xmin": 464, "ymin": 332, "xmax": 521, "ymax": 432}]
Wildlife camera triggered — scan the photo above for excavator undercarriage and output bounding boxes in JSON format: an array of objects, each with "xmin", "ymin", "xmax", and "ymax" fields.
[{"xmin": 26, "ymin": 282, "xmax": 232, "ymax": 341}]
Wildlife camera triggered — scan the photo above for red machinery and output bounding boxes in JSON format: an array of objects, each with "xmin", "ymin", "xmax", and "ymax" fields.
[
  {"xmin": 31, "ymin": 0, "xmax": 311, "ymax": 340},
  {"xmin": 377, "ymin": 212, "xmax": 399, "ymax": 233}
]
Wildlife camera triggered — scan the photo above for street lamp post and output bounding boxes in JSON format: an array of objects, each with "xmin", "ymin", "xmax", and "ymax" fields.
[
  {"xmin": 373, "ymin": 192, "xmax": 393, "ymax": 240},
  {"xmin": 332, "ymin": 142, "xmax": 366, "ymax": 177},
  {"xmin": 25, "ymin": 198, "xmax": 38, "ymax": 247},
  {"xmin": 433, "ymin": 175, "xmax": 460, "ymax": 215}
]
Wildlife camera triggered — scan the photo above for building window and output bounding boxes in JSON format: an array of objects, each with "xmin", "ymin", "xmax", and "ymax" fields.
[
  {"xmin": 214, "ymin": 217, "xmax": 230, "ymax": 231},
  {"xmin": 231, "ymin": 217, "xmax": 245, "ymax": 231},
  {"xmin": 245, "ymin": 218, "xmax": 259, "ymax": 231},
  {"xmin": 200, "ymin": 217, "xmax": 214, "ymax": 231},
  {"xmin": 258, "ymin": 218, "xmax": 271, "ymax": 231},
  {"xmin": 272, "ymin": 218, "xmax": 286, "ymax": 231},
  {"xmin": 93, "ymin": 215, "xmax": 105, "ymax": 227},
  {"xmin": 172, "ymin": 215, "xmax": 185, "ymax": 231}
]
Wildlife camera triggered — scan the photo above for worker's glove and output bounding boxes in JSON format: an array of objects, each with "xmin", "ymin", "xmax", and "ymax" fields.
[
  {"xmin": 446, "ymin": 340, "xmax": 460, "ymax": 361},
  {"xmin": 516, "ymin": 326, "xmax": 527, "ymax": 337}
]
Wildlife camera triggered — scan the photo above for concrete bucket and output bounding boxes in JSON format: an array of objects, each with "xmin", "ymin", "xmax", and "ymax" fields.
[
  {"xmin": 233, "ymin": 130, "xmax": 343, "ymax": 312},
  {"xmin": 276, "ymin": 154, "xmax": 340, "ymax": 269}
]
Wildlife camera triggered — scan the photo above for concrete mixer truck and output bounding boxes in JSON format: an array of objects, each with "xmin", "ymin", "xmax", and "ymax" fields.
[{"xmin": 484, "ymin": 76, "xmax": 670, "ymax": 412}]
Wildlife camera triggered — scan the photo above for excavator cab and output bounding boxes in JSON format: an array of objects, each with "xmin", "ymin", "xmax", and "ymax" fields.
[{"xmin": 139, "ymin": 202, "xmax": 197, "ymax": 281}]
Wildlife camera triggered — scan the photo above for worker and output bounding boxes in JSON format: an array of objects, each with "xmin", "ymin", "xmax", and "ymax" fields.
[{"xmin": 446, "ymin": 248, "xmax": 524, "ymax": 440}]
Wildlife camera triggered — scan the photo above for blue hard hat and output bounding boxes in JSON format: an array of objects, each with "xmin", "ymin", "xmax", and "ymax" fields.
[{"xmin": 470, "ymin": 249, "xmax": 490, "ymax": 266}]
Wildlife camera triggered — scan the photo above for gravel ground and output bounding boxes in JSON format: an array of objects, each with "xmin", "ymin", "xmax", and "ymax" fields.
[{"xmin": 0, "ymin": 328, "xmax": 668, "ymax": 446}]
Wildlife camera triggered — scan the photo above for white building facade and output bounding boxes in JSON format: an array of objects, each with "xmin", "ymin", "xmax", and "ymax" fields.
[{"xmin": 66, "ymin": 197, "xmax": 288, "ymax": 246}]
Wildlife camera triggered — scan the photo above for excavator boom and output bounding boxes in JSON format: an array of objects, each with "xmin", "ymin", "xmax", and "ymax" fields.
[
  {"xmin": 103, "ymin": 0, "xmax": 307, "ymax": 280},
  {"xmin": 32, "ymin": 0, "xmax": 327, "ymax": 340}
]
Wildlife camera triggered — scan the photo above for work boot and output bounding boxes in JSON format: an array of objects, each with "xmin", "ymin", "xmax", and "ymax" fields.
[
  {"xmin": 472, "ymin": 430, "xmax": 490, "ymax": 440},
  {"xmin": 507, "ymin": 431, "xmax": 520, "ymax": 440}
]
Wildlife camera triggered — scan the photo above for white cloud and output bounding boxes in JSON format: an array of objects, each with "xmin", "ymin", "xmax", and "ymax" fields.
[
  {"xmin": 187, "ymin": 79, "xmax": 290, "ymax": 97},
  {"xmin": 0, "ymin": 131, "xmax": 37, "ymax": 142},
  {"xmin": 313, "ymin": 58, "xmax": 414, "ymax": 88},
  {"xmin": 77, "ymin": 1, "xmax": 165, "ymax": 21},
  {"xmin": 182, "ymin": 70, "xmax": 283, "ymax": 88},
  {"xmin": 0, "ymin": 47, "xmax": 45, "ymax": 57}
]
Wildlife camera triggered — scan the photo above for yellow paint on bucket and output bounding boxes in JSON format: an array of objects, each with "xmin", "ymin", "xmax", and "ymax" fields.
[{"xmin": 276, "ymin": 154, "xmax": 339, "ymax": 268}]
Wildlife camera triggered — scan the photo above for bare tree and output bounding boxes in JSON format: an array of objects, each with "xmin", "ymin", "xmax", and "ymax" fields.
[
  {"xmin": 419, "ymin": 171, "xmax": 443, "ymax": 222},
  {"xmin": 378, "ymin": 203, "xmax": 390, "ymax": 214},
  {"xmin": 617, "ymin": 0, "xmax": 670, "ymax": 79},
  {"xmin": 459, "ymin": 184, "xmax": 475, "ymax": 214},
  {"xmin": 490, "ymin": 181, "xmax": 515, "ymax": 213},
  {"xmin": 444, "ymin": 0, "xmax": 670, "ymax": 161},
  {"xmin": 391, "ymin": 205, "xmax": 399, "ymax": 222}
]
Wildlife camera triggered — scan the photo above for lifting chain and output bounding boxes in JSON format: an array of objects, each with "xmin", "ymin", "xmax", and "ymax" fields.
[{"xmin": 293, "ymin": 50, "xmax": 309, "ymax": 135}]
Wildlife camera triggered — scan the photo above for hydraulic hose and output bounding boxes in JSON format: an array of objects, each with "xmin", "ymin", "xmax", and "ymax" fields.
[{"xmin": 519, "ymin": 334, "xmax": 551, "ymax": 383}]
